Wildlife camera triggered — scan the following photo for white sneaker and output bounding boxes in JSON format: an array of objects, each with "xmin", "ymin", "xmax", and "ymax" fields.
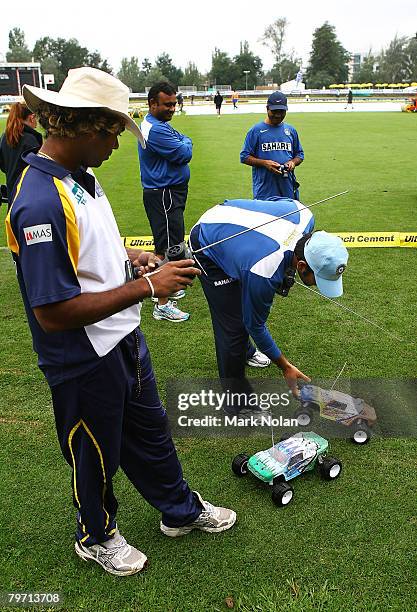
[
  {"xmin": 246, "ymin": 350, "xmax": 271, "ymax": 368},
  {"xmin": 74, "ymin": 529, "xmax": 148, "ymax": 576},
  {"xmin": 160, "ymin": 491, "xmax": 236, "ymax": 537},
  {"xmin": 153, "ymin": 300, "xmax": 190, "ymax": 322}
]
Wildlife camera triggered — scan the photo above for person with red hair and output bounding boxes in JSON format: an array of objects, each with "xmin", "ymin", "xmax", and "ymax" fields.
[{"xmin": 0, "ymin": 102, "xmax": 42, "ymax": 209}]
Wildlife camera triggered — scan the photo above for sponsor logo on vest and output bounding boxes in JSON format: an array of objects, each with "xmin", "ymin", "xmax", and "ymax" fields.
[
  {"xmin": 282, "ymin": 228, "xmax": 300, "ymax": 247},
  {"xmin": 72, "ymin": 183, "xmax": 87, "ymax": 205},
  {"xmin": 261, "ymin": 142, "xmax": 292, "ymax": 152},
  {"xmin": 24, "ymin": 224, "xmax": 53, "ymax": 246},
  {"xmin": 214, "ymin": 278, "xmax": 234, "ymax": 287},
  {"xmin": 95, "ymin": 182, "xmax": 104, "ymax": 198}
]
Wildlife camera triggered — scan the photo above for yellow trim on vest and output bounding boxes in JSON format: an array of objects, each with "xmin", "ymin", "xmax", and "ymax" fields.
[
  {"xmin": 5, "ymin": 166, "xmax": 31, "ymax": 255},
  {"xmin": 12, "ymin": 165, "xmax": 30, "ymax": 205},
  {"xmin": 5, "ymin": 212, "xmax": 19, "ymax": 255},
  {"xmin": 53, "ymin": 177, "xmax": 80, "ymax": 274}
]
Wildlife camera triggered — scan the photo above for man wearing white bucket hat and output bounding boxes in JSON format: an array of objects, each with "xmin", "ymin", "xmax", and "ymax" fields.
[{"xmin": 5, "ymin": 67, "xmax": 236, "ymax": 577}]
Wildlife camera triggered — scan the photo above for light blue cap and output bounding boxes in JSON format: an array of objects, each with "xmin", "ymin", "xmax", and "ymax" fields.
[{"xmin": 304, "ymin": 231, "xmax": 349, "ymax": 298}]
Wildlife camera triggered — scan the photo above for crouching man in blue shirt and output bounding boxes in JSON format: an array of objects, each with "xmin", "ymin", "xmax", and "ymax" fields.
[{"xmin": 190, "ymin": 197, "xmax": 348, "ymax": 398}]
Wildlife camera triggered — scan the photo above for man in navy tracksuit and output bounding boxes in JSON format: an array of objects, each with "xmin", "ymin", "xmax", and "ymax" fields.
[
  {"xmin": 138, "ymin": 81, "xmax": 192, "ymax": 322},
  {"xmin": 240, "ymin": 92, "xmax": 304, "ymax": 200},
  {"xmin": 190, "ymin": 197, "xmax": 348, "ymax": 398},
  {"xmin": 7, "ymin": 68, "xmax": 236, "ymax": 578}
]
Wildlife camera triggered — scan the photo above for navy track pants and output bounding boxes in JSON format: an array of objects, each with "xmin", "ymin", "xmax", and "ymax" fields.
[{"xmin": 50, "ymin": 328, "xmax": 202, "ymax": 546}]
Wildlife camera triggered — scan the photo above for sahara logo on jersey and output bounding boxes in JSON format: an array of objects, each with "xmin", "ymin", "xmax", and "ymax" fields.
[
  {"xmin": 24, "ymin": 224, "xmax": 53, "ymax": 246},
  {"xmin": 261, "ymin": 142, "xmax": 292, "ymax": 152}
]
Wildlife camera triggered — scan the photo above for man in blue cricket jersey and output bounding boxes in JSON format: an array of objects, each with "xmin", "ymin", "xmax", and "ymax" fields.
[
  {"xmin": 190, "ymin": 197, "xmax": 348, "ymax": 398},
  {"xmin": 240, "ymin": 92, "xmax": 304, "ymax": 200},
  {"xmin": 138, "ymin": 81, "xmax": 192, "ymax": 322}
]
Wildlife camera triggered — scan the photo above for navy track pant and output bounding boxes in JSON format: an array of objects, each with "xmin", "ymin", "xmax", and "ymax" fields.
[
  {"xmin": 190, "ymin": 226, "xmax": 256, "ymax": 403},
  {"xmin": 50, "ymin": 328, "xmax": 202, "ymax": 546},
  {"xmin": 143, "ymin": 182, "xmax": 188, "ymax": 255}
]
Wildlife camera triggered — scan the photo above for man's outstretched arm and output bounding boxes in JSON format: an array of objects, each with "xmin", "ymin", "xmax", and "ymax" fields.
[{"xmin": 34, "ymin": 260, "xmax": 200, "ymax": 333}]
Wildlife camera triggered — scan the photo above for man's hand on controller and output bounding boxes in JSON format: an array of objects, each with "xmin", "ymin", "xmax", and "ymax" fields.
[
  {"xmin": 145, "ymin": 259, "xmax": 200, "ymax": 298},
  {"xmin": 130, "ymin": 251, "xmax": 160, "ymax": 276}
]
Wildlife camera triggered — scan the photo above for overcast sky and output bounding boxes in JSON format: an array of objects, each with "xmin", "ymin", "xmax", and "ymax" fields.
[{"xmin": 1, "ymin": 0, "xmax": 416, "ymax": 73}]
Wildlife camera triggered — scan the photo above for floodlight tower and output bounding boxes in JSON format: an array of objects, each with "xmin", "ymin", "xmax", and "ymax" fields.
[{"xmin": 243, "ymin": 70, "xmax": 250, "ymax": 90}]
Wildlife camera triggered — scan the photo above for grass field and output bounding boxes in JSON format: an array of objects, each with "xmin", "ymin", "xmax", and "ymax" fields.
[{"xmin": 1, "ymin": 112, "xmax": 417, "ymax": 612}]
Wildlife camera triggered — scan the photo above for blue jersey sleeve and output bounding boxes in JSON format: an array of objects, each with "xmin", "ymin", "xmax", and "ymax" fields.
[
  {"xmin": 291, "ymin": 128, "xmax": 304, "ymax": 160},
  {"xmin": 240, "ymin": 127, "xmax": 258, "ymax": 163},
  {"xmin": 147, "ymin": 123, "xmax": 193, "ymax": 165},
  {"xmin": 8, "ymin": 179, "xmax": 80, "ymax": 308},
  {"xmin": 305, "ymin": 215, "xmax": 314, "ymax": 234},
  {"xmin": 240, "ymin": 270, "xmax": 281, "ymax": 360}
]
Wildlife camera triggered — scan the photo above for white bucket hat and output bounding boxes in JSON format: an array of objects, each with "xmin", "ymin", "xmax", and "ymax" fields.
[{"xmin": 23, "ymin": 66, "xmax": 145, "ymax": 148}]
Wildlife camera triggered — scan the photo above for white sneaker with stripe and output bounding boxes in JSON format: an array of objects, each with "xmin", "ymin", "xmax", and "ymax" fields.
[
  {"xmin": 153, "ymin": 300, "xmax": 190, "ymax": 322},
  {"xmin": 160, "ymin": 491, "xmax": 236, "ymax": 537},
  {"xmin": 75, "ymin": 529, "xmax": 148, "ymax": 576}
]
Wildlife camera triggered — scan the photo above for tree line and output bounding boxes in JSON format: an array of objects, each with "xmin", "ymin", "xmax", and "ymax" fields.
[{"xmin": 4, "ymin": 21, "xmax": 417, "ymax": 92}]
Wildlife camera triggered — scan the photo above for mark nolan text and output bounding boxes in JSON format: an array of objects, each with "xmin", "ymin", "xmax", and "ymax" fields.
[{"xmin": 177, "ymin": 414, "xmax": 298, "ymax": 427}]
